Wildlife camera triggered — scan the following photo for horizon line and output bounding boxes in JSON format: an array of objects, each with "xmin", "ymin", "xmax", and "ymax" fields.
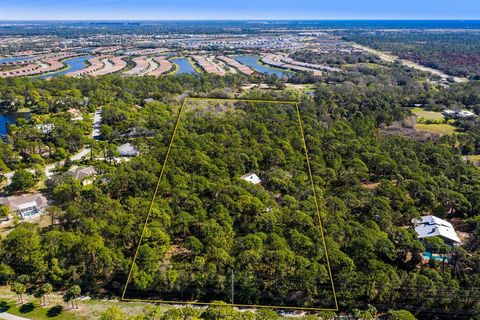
[{"xmin": 1, "ymin": 19, "xmax": 480, "ymax": 22}]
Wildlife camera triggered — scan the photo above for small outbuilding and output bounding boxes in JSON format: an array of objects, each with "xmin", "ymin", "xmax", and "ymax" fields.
[
  {"xmin": 412, "ymin": 215, "xmax": 461, "ymax": 247},
  {"xmin": 240, "ymin": 173, "xmax": 262, "ymax": 185}
]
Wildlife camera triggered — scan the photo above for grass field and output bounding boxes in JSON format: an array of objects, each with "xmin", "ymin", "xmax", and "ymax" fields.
[
  {"xmin": 284, "ymin": 83, "xmax": 316, "ymax": 92},
  {"xmin": 412, "ymin": 107, "xmax": 445, "ymax": 121},
  {"xmin": 343, "ymin": 62, "xmax": 388, "ymax": 70},
  {"xmin": 0, "ymin": 297, "xmax": 158, "ymax": 320},
  {"xmin": 0, "ymin": 214, "xmax": 51, "ymax": 237},
  {"xmin": 0, "ymin": 287, "xmax": 165, "ymax": 320},
  {"xmin": 0, "ymin": 287, "xmax": 306, "ymax": 319},
  {"xmin": 415, "ymin": 123, "xmax": 457, "ymax": 135},
  {"xmin": 0, "ymin": 299, "xmax": 82, "ymax": 320}
]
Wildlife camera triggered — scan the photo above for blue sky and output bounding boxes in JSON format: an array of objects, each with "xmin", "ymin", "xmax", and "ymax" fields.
[{"xmin": 0, "ymin": 0, "xmax": 479, "ymax": 20}]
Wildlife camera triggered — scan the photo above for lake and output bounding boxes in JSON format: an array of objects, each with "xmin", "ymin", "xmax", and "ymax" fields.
[
  {"xmin": 234, "ymin": 55, "xmax": 291, "ymax": 77},
  {"xmin": 39, "ymin": 55, "xmax": 93, "ymax": 79},
  {"xmin": 171, "ymin": 58, "xmax": 197, "ymax": 75}
]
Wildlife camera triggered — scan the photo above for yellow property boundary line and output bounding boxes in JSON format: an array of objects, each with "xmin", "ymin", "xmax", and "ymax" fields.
[{"xmin": 121, "ymin": 97, "xmax": 339, "ymax": 311}]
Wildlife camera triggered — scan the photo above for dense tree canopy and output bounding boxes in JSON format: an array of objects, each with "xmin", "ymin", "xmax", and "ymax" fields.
[{"xmin": 0, "ymin": 69, "xmax": 478, "ymax": 318}]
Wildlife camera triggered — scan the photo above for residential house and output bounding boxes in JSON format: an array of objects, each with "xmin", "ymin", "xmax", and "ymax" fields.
[
  {"xmin": 66, "ymin": 166, "xmax": 97, "ymax": 185},
  {"xmin": 35, "ymin": 123, "xmax": 55, "ymax": 134},
  {"xmin": 412, "ymin": 215, "xmax": 461, "ymax": 247},
  {"xmin": 240, "ymin": 173, "xmax": 262, "ymax": 185},
  {"xmin": 442, "ymin": 109, "xmax": 476, "ymax": 119},
  {"xmin": 67, "ymin": 108, "xmax": 83, "ymax": 121},
  {"xmin": 0, "ymin": 193, "xmax": 48, "ymax": 219},
  {"xmin": 118, "ymin": 143, "xmax": 139, "ymax": 157}
]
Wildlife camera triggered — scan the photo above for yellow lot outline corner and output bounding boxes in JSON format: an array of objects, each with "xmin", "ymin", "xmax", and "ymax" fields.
[{"xmin": 121, "ymin": 97, "xmax": 339, "ymax": 311}]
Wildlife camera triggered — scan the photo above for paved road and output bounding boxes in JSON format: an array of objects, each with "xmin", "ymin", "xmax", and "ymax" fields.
[
  {"xmin": 0, "ymin": 312, "xmax": 29, "ymax": 320},
  {"xmin": 45, "ymin": 146, "xmax": 92, "ymax": 178},
  {"xmin": 92, "ymin": 108, "xmax": 102, "ymax": 139},
  {"xmin": 351, "ymin": 43, "xmax": 468, "ymax": 83}
]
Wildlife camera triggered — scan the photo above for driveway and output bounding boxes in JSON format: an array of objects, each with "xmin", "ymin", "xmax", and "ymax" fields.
[{"xmin": 0, "ymin": 312, "xmax": 29, "ymax": 320}]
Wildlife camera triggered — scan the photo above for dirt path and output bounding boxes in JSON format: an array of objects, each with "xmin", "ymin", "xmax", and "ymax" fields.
[{"xmin": 351, "ymin": 43, "xmax": 468, "ymax": 83}]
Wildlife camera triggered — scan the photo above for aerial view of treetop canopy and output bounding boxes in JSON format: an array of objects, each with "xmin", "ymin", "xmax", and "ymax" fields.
[{"xmin": 122, "ymin": 97, "xmax": 338, "ymax": 310}]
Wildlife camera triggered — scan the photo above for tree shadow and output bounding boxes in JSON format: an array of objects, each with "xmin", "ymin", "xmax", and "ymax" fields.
[
  {"xmin": 46, "ymin": 305, "xmax": 64, "ymax": 318},
  {"xmin": 19, "ymin": 302, "xmax": 35, "ymax": 314},
  {"xmin": 0, "ymin": 300, "xmax": 11, "ymax": 313}
]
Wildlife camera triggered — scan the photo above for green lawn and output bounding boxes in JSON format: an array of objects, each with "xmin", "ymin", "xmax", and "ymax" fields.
[
  {"xmin": 416, "ymin": 123, "xmax": 457, "ymax": 135},
  {"xmin": 0, "ymin": 299, "xmax": 82, "ymax": 320},
  {"xmin": 412, "ymin": 107, "xmax": 445, "ymax": 121},
  {"xmin": 343, "ymin": 62, "xmax": 388, "ymax": 70},
  {"xmin": 284, "ymin": 83, "xmax": 316, "ymax": 92},
  {"xmin": 16, "ymin": 107, "xmax": 32, "ymax": 113}
]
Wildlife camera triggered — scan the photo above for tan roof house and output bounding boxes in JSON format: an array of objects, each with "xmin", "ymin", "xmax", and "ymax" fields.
[
  {"xmin": 66, "ymin": 166, "xmax": 97, "ymax": 185},
  {"xmin": 0, "ymin": 193, "xmax": 48, "ymax": 219},
  {"xmin": 67, "ymin": 108, "xmax": 83, "ymax": 121}
]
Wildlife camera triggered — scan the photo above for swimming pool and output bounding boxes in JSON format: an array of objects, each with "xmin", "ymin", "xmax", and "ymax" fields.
[{"xmin": 423, "ymin": 251, "xmax": 449, "ymax": 261}]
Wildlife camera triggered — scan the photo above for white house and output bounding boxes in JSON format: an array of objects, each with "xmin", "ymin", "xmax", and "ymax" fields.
[
  {"xmin": 442, "ymin": 109, "xmax": 476, "ymax": 119},
  {"xmin": 412, "ymin": 215, "xmax": 461, "ymax": 246},
  {"xmin": 0, "ymin": 193, "xmax": 48, "ymax": 219},
  {"xmin": 35, "ymin": 123, "xmax": 55, "ymax": 134},
  {"xmin": 118, "ymin": 143, "xmax": 139, "ymax": 157},
  {"xmin": 240, "ymin": 173, "xmax": 262, "ymax": 185}
]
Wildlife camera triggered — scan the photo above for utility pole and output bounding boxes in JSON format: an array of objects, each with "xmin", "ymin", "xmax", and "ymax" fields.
[{"xmin": 231, "ymin": 269, "xmax": 234, "ymax": 305}]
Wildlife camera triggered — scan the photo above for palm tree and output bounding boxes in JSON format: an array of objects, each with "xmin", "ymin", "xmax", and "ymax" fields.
[
  {"xmin": 11, "ymin": 282, "xmax": 26, "ymax": 304},
  {"xmin": 63, "ymin": 285, "xmax": 81, "ymax": 309},
  {"xmin": 70, "ymin": 285, "xmax": 81, "ymax": 309},
  {"xmin": 33, "ymin": 286, "xmax": 46, "ymax": 306},
  {"xmin": 43, "ymin": 283, "xmax": 53, "ymax": 306}
]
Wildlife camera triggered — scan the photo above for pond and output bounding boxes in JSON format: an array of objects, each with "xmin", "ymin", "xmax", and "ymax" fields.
[
  {"xmin": 171, "ymin": 58, "xmax": 197, "ymax": 75},
  {"xmin": 234, "ymin": 55, "xmax": 291, "ymax": 77},
  {"xmin": 0, "ymin": 112, "xmax": 30, "ymax": 135},
  {"xmin": 39, "ymin": 55, "xmax": 93, "ymax": 79}
]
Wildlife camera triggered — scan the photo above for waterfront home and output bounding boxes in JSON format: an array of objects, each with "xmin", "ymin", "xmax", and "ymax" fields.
[{"xmin": 0, "ymin": 193, "xmax": 48, "ymax": 219}]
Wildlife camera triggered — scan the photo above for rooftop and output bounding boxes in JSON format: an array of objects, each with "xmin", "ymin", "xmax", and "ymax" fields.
[
  {"xmin": 240, "ymin": 173, "xmax": 262, "ymax": 185},
  {"xmin": 66, "ymin": 166, "xmax": 97, "ymax": 180},
  {"xmin": 413, "ymin": 215, "xmax": 461, "ymax": 245},
  {"xmin": 0, "ymin": 193, "xmax": 48, "ymax": 211}
]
